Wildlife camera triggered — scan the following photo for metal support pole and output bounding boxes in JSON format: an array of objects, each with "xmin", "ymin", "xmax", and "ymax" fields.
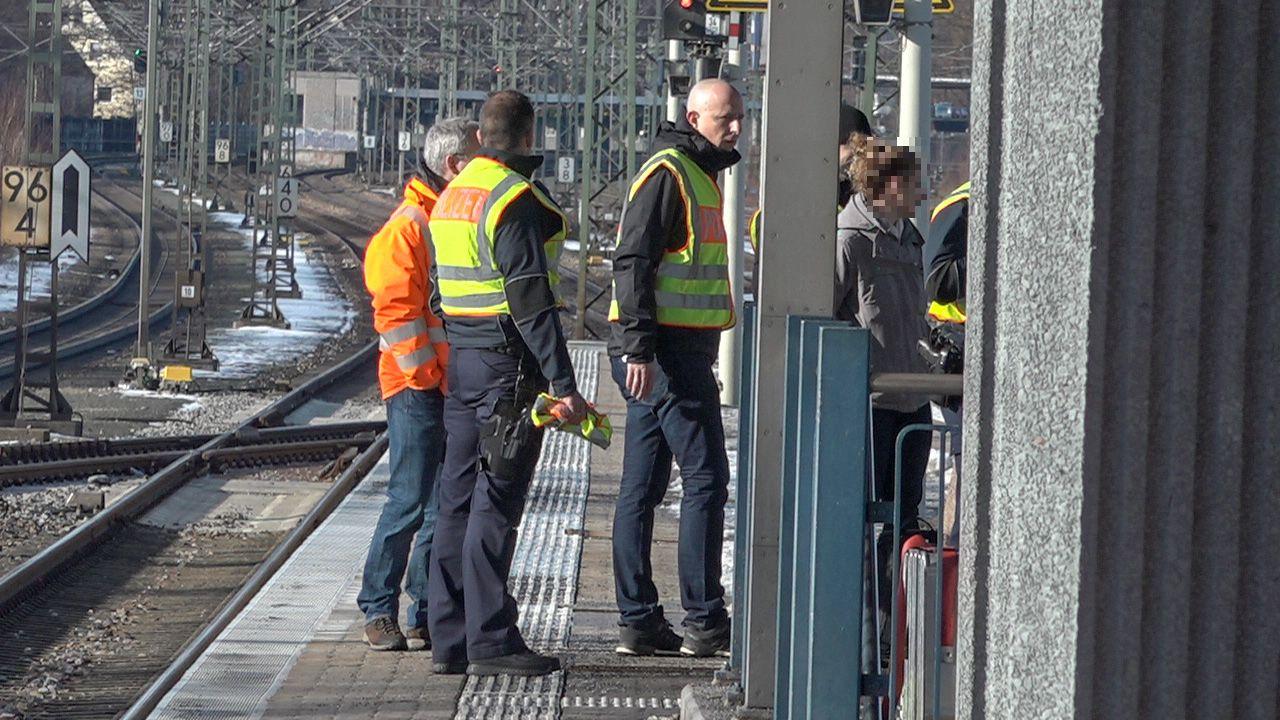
[
  {"xmin": 137, "ymin": 0, "xmax": 161, "ymax": 363},
  {"xmin": 624, "ymin": 0, "xmax": 638, "ymax": 181},
  {"xmin": 666, "ymin": 40, "xmax": 682, "ymax": 123},
  {"xmin": 573, "ymin": 0, "xmax": 599, "ymax": 341},
  {"xmin": 897, "ymin": 0, "xmax": 932, "ymax": 229},
  {"xmin": 718, "ymin": 33, "xmax": 744, "ymax": 406},
  {"xmin": 860, "ymin": 30, "xmax": 878, "ymax": 121}
]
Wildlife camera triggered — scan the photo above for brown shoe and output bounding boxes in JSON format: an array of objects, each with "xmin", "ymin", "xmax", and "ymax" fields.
[
  {"xmin": 364, "ymin": 616, "xmax": 408, "ymax": 651},
  {"xmin": 404, "ymin": 625, "xmax": 431, "ymax": 651}
]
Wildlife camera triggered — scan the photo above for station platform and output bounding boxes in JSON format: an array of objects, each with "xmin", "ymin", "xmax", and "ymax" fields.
[{"xmin": 144, "ymin": 343, "xmax": 730, "ymax": 720}]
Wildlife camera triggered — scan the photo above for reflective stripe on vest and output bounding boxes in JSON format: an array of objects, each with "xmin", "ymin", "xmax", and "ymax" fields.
[
  {"xmin": 608, "ymin": 148, "xmax": 735, "ymax": 330},
  {"xmin": 931, "ymin": 180, "xmax": 970, "ymax": 222},
  {"xmin": 377, "ymin": 203, "xmax": 452, "ymax": 370},
  {"xmin": 429, "ymin": 157, "xmax": 567, "ymax": 317}
]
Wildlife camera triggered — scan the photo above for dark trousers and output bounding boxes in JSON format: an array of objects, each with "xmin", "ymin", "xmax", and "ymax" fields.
[
  {"xmin": 427, "ymin": 348, "xmax": 546, "ymax": 663},
  {"xmin": 356, "ymin": 387, "xmax": 445, "ymax": 629},
  {"xmin": 871, "ymin": 404, "xmax": 933, "ymax": 615},
  {"xmin": 609, "ymin": 352, "xmax": 729, "ymax": 630}
]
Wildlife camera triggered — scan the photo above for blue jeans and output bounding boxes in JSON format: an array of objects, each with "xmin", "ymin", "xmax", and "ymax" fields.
[
  {"xmin": 357, "ymin": 386, "xmax": 446, "ymax": 629},
  {"xmin": 609, "ymin": 352, "xmax": 730, "ymax": 630}
]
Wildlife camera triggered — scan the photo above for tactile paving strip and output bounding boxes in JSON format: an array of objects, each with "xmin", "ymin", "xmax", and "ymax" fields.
[
  {"xmin": 453, "ymin": 343, "xmax": 599, "ymax": 720},
  {"xmin": 146, "ymin": 451, "xmax": 392, "ymax": 719}
]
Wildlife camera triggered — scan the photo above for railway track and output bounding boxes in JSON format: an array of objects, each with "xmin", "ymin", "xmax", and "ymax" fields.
[
  {"xmin": 0, "ymin": 180, "xmax": 173, "ymax": 382},
  {"xmin": 0, "ymin": 419, "xmax": 386, "ymax": 487},
  {"xmin": 0, "ymin": 338, "xmax": 382, "ymax": 718},
  {"xmin": 295, "ymin": 168, "xmax": 614, "ymax": 338}
]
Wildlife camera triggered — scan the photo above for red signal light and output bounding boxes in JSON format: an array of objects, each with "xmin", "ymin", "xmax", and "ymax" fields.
[{"xmin": 680, "ymin": 0, "xmax": 694, "ymax": 7}]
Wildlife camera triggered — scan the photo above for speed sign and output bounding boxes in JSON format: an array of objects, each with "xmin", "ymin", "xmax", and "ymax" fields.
[
  {"xmin": 275, "ymin": 176, "xmax": 299, "ymax": 218},
  {"xmin": 1, "ymin": 166, "xmax": 52, "ymax": 248}
]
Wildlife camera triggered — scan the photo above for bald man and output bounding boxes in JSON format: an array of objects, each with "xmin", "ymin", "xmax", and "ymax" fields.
[{"xmin": 604, "ymin": 78, "xmax": 742, "ymax": 658}]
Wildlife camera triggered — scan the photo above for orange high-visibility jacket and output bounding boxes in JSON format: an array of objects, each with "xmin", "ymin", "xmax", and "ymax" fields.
[{"xmin": 365, "ymin": 177, "xmax": 450, "ymax": 399}]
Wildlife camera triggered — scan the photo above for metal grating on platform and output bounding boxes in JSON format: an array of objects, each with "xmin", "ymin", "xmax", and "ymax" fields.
[
  {"xmin": 453, "ymin": 343, "xmax": 600, "ymax": 720},
  {"xmin": 145, "ymin": 450, "xmax": 393, "ymax": 719}
]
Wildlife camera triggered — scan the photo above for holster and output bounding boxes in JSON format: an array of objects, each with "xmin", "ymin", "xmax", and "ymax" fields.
[{"xmin": 478, "ymin": 394, "xmax": 541, "ymax": 480}]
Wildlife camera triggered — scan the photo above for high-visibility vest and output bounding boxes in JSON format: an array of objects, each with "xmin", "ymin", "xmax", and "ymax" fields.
[
  {"xmin": 927, "ymin": 180, "xmax": 970, "ymax": 324},
  {"xmin": 428, "ymin": 156, "xmax": 567, "ymax": 317},
  {"xmin": 608, "ymin": 148, "xmax": 735, "ymax": 330},
  {"xmin": 748, "ymin": 207, "xmax": 761, "ymax": 254},
  {"xmin": 365, "ymin": 178, "xmax": 450, "ymax": 399}
]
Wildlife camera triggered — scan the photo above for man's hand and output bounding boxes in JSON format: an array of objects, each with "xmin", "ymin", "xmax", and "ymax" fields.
[
  {"xmin": 626, "ymin": 360, "xmax": 656, "ymax": 402},
  {"xmin": 558, "ymin": 392, "xmax": 589, "ymax": 425}
]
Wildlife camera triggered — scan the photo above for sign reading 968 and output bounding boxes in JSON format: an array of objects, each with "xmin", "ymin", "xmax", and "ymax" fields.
[{"xmin": 2, "ymin": 166, "xmax": 52, "ymax": 248}]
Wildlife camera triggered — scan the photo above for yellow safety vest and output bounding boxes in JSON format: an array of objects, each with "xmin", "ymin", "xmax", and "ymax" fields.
[
  {"xmin": 927, "ymin": 181, "xmax": 970, "ymax": 324},
  {"xmin": 428, "ymin": 156, "xmax": 567, "ymax": 317},
  {"xmin": 609, "ymin": 148, "xmax": 735, "ymax": 330}
]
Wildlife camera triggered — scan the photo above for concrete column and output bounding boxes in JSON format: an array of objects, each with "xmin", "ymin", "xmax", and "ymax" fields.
[
  {"xmin": 741, "ymin": 0, "xmax": 843, "ymax": 708},
  {"xmin": 960, "ymin": 3, "xmax": 1280, "ymax": 719}
]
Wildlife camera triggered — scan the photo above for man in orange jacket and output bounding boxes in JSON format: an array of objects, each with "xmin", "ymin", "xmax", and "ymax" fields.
[{"xmin": 358, "ymin": 118, "xmax": 479, "ymax": 651}]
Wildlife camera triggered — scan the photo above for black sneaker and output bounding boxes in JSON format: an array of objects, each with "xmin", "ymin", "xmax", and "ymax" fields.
[
  {"xmin": 466, "ymin": 650, "xmax": 562, "ymax": 676},
  {"xmin": 363, "ymin": 616, "xmax": 408, "ymax": 651},
  {"xmin": 680, "ymin": 620, "xmax": 730, "ymax": 658},
  {"xmin": 432, "ymin": 660, "xmax": 468, "ymax": 675},
  {"xmin": 616, "ymin": 620, "xmax": 683, "ymax": 656},
  {"xmin": 404, "ymin": 625, "xmax": 431, "ymax": 651}
]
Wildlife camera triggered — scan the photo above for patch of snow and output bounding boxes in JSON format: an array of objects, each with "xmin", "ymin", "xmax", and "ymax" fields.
[
  {"xmin": 195, "ymin": 215, "xmax": 357, "ymax": 379},
  {"xmin": 0, "ymin": 249, "xmax": 87, "ymax": 313}
]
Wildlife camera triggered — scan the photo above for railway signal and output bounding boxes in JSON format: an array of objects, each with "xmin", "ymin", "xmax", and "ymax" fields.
[{"xmin": 51, "ymin": 149, "xmax": 92, "ymax": 263}]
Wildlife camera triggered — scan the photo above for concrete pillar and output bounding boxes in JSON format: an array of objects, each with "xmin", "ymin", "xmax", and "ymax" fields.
[
  {"xmin": 741, "ymin": 0, "xmax": 843, "ymax": 708},
  {"xmin": 960, "ymin": 3, "xmax": 1280, "ymax": 719}
]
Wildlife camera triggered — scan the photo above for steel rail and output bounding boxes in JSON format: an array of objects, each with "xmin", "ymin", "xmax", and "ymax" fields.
[
  {"xmin": 119, "ymin": 432, "xmax": 388, "ymax": 720},
  {"xmin": 0, "ymin": 181, "xmax": 176, "ymax": 380},
  {"xmin": 0, "ymin": 340, "xmax": 377, "ymax": 613},
  {"xmin": 0, "ymin": 420, "xmax": 387, "ymax": 486},
  {"xmin": 0, "ymin": 186, "xmax": 145, "ymax": 346}
]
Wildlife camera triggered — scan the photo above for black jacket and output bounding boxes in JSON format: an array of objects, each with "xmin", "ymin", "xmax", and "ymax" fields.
[
  {"xmin": 924, "ymin": 196, "xmax": 967, "ymax": 305},
  {"xmin": 608, "ymin": 120, "xmax": 740, "ymax": 361},
  {"xmin": 429, "ymin": 147, "xmax": 578, "ymax": 396}
]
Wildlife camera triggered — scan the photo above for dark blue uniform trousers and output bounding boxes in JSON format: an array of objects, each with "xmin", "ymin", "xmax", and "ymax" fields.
[
  {"xmin": 428, "ymin": 348, "xmax": 546, "ymax": 664},
  {"xmin": 609, "ymin": 351, "xmax": 730, "ymax": 629}
]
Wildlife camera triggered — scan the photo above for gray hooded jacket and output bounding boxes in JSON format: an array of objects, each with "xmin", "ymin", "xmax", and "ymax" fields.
[{"xmin": 834, "ymin": 193, "xmax": 930, "ymax": 413}]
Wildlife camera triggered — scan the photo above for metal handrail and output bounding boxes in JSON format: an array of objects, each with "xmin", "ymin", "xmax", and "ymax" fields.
[{"xmin": 870, "ymin": 372, "xmax": 963, "ymax": 396}]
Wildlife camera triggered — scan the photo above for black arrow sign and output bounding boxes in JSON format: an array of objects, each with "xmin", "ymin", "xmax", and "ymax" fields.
[{"xmin": 61, "ymin": 165, "xmax": 79, "ymax": 237}]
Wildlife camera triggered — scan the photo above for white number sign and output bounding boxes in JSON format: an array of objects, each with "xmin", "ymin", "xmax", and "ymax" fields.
[
  {"xmin": 275, "ymin": 176, "xmax": 299, "ymax": 218},
  {"xmin": 397, "ymin": 131, "xmax": 411, "ymax": 152},
  {"xmin": 215, "ymin": 138, "xmax": 231, "ymax": 163},
  {"xmin": 160, "ymin": 120, "xmax": 174, "ymax": 143},
  {"xmin": 556, "ymin": 157, "xmax": 575, "ymax": 184},
  {"xmin": 1, "ymin": 166, "xmax": 52, "ymax": 248},
  {"xmin": 363, "ymin": 134, "xmax": 376, "ymax": 149}
]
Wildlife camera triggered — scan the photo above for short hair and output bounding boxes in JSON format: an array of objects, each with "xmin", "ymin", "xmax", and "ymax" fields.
[
  {"xmin": 853, "ymin": 141, "xmax": 919, "ymax": 203},
  {"xmin": 422, "ymin": 118, "xmax": 479, "ymax": 175},
  {"xmin": 479, "ymin": 90, "xmax": 535, "ymax": 151}
]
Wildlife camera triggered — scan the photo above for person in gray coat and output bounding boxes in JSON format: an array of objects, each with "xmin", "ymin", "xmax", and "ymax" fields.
[{"xmin": 833, "ymin": 140, "xmax": 932, "ymax": 655}]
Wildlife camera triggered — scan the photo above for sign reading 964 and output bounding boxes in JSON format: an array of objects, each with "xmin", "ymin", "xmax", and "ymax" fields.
[{"xmin": 2, "ymin": 166, "xmax": 52, "ymax": 248}]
